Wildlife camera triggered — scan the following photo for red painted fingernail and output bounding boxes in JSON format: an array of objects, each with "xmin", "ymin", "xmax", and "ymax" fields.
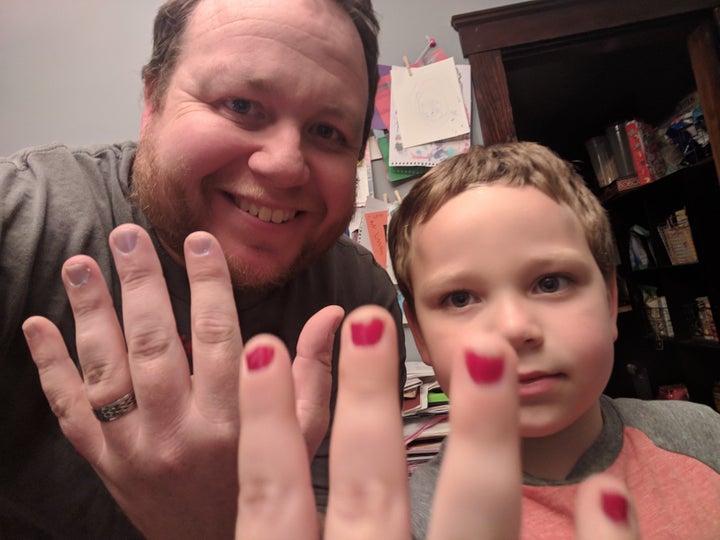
[
  {"xmin": 602, "ymin": 491, "xmax": 629, "ymax": 525},
  {"xmin": 246, "ymin": 346, "xmax": 274, "ymax": 371},
  {"xmin": 465, "ymin": 351, "xmax": 504, "ymax": 384},
  {"xmin": 351, "ymin": 318, "xmax": 384, "ymax": 346}
]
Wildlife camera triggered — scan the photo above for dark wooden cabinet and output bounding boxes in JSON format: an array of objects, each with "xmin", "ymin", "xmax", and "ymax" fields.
[{"xmin": 452, "ymin": 0, "xmax": 720, "ymax": 408}]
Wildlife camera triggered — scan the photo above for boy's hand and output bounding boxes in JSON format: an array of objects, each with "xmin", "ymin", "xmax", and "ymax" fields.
[
  {"xmin": 23, "ymin": 225, "xmax": 341, "ymax": 540},
  {"xmin": 237, "ymin": 304, "xmax": 640, "ymax": 539}
]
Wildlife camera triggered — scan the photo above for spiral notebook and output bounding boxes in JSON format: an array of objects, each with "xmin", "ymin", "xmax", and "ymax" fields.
[{"xmin": 389, "ymin": 61, "xmax": 471, "ymax": 168}]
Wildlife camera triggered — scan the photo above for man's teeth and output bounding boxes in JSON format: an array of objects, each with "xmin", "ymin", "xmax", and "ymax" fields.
[{"xmin": 237, "ymin": 198, "xmax": 295, "ymax": 224}]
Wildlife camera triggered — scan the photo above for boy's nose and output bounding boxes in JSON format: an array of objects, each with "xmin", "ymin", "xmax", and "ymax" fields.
[
  {"xmin": 489, "ymin": 296, "xmax": 543, "ymax": 350},
  {"xmin": 248, "ymin": 124, "xmax": 308, "ymax": 188}
]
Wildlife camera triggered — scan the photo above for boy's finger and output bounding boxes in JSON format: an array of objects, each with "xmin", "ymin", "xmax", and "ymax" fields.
[
  {"xmin": 325, "ymin": 305, "xmax": 410, "ymax": 540},
  {"xmin": 427, "ymin": 335, "xmax": 522, "ymax": 540},
  {"xmin": 236, "ymin": 335, "xmax": 318, "ymax": 540},
  {"xmin": 184, "ymin": 231, "xmax": 244, "ymax": 422},
  {"xmin": 575, "ymin": 474, "xmax": 639, "ymax": 540}
]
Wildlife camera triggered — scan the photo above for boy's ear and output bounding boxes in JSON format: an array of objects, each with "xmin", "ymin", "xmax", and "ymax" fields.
[
  {"xmin": 403, "ymin": 300, "xmax": 433, "ymax": 366},
  {"xmin": 608, "ymin": 275, "xmax": 619, "ymax": 341}
]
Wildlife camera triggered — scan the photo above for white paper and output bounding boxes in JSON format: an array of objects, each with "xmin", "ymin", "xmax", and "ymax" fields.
[
  {"xmin": 389, "ymin": 64, "xmax": 472, "ymax": 167},
  {"xmin": 391, "ymin": 58, "xmax": 470, "ymax": 148}
]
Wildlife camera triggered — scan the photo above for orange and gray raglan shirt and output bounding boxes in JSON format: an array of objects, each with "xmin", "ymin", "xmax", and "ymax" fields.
[{"xmin": 410, "ymin": 394, "xmax": 720, "ymax": 539}]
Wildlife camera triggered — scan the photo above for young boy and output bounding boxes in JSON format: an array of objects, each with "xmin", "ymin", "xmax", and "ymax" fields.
[{"xmin": 388, "ymin": 142, "xmax": 720, "ymax": 539}]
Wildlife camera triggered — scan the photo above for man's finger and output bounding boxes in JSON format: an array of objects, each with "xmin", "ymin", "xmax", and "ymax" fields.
[
  {"xmin": 427, "ymin": 335, "xmax": 522, "ymax": 540},
  {"xmin": 109, "ymin": 224, "xmax": 190, "ymax": 434},
  {"xmin": 184, "ymin": 231, "xmax": 244, "ymax": 422},
  {"xmin": 22, "ymin": 316, "xmax": 104, "ymax": 463},
  {"xmin": 292, "ymin": 304, "xmax": 345, "ymax": 457},
  {"xmin": 236, "ymin": 334, "xmax": 318, "ymax": 540},
  {"xmin": 59, "ymin": 255, "xmax": 136, "ymax": 438},
  {"xmin": 325, "ymin": 305, "xmax": 410, "ymax": 540}
]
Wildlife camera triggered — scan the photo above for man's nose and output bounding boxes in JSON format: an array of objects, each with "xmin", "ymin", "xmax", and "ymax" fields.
[{"xmin": 248, "ymin": 123, "xmax": 308, "ymax": 188}]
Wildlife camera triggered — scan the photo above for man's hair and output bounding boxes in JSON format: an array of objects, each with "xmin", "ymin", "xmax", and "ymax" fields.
[
  {"xmin": 141, "ymin": 0, "xmax": 379, "ymax": 153},
  {"xmin": 388, "ymin": 142, "xmax": 615, "ymax": 309}
]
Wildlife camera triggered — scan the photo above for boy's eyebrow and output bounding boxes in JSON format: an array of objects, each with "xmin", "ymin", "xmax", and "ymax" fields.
[{"xmin": 418, "ymin": 250, "xmax": 591, "ymax": 287}]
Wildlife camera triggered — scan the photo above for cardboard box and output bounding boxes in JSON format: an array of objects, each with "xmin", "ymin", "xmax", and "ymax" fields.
[{"xmin": 625, "ymin": 119, "xmax": 667, "ymax": 184}]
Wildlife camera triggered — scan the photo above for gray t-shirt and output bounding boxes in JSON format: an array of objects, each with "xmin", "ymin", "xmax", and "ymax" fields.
[{"xmin": 0, "ymin": 142, "xmax": 406, "ymax": 539}]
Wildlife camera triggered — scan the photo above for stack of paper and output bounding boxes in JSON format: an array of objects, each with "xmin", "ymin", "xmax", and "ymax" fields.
[{"xmin": 403, "ymin": 361, "xmax": 449, "ymax": 474}]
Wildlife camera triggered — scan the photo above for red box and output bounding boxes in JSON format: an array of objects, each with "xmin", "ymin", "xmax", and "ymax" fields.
[{"xmin": 624, "ymin": 120, "xmax": 667, "ymax": 184}]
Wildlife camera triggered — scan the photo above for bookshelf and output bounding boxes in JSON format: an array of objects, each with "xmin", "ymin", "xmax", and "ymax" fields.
[{"xmin": 452, "ymin": 0, "xmax": 720, "ymax": 409}]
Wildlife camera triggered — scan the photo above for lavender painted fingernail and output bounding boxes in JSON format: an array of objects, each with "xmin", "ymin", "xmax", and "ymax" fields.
[
  {"xmin": 188, "ymin": 235, "xmax": 212, "ymax": 256},
  {"xmin": 113, "ymin": 228, "xmax": 139, "ymax": 254},
  {"xmin": 66, "ymin": 264, "xmax": 91, "ymax": 287}
]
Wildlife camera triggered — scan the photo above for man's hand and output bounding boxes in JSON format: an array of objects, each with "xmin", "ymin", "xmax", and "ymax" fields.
[
  {"xmin": 23, "ymin": 224, "xmax": 342, "ymax": 539},
  {"xmin": 236, "ymin": 305, "xmax": 640, "ymax": 539}
]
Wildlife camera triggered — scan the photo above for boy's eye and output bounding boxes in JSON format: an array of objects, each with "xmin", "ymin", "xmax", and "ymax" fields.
[
  {"xmin": 443, "ymin": 290, "xmax": 473, "ymax": 308},
  {"xmin": 536, "ymin": 275, "xmax": 570, "ymax": 294}
]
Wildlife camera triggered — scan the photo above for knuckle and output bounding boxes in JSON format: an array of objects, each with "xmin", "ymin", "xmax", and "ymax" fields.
[
  {"xmin": 79, "ymin": 357, "xmax": 114, "ymax": 385},
  {"xmin": 192, "ymin": 261, "xmax": 228, "ymax": 282},
  {"xmin": 118, "ymin": 262, "xmax": 156, "ymax": 293},
  {"xmin": 126, "ymin": 323, "xmax": 175, "ymax": 361},
  {"xmin": 70, "ymin": 290, "xmax": 107, "ymax": 320},
  {"xmin": 239, "ymin": 479, "xmax": 287, "ymax": 513},
  {"xmin": 330, "ymin": 478, "xmax": 392, "ymax": 521},
  {"xmin": 192, "ymin": 310, "xmax": 237, "ymax": 345},
  {"xmin": 46, "ymin": 390, "xmax": 76, "ymax": 422}
]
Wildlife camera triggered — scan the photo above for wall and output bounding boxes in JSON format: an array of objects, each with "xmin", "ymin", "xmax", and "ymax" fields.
[
  {"xmin": 0, "ymin": 0, "xmax": 530, "ymax": 362},
  {"xmin": 0, "ymin": 0, "xmax": 161, "ymax": 155},
  {"xmin": 0, "ymin": 0, "xmax": 529, "ymax": 155}
]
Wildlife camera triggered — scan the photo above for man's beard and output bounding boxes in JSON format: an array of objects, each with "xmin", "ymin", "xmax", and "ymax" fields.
[{"xmin": 131, "ymin": 136, "xmax": 356, "ymax": 293}]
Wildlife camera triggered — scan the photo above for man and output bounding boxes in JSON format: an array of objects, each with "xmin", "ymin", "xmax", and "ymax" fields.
[{"xmin": 1, "ymin": 0, "xmax": 404, "ymax": 537}]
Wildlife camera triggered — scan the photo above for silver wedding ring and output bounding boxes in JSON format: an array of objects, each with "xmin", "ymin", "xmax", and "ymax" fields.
[{"xmin": 92, "ymin": 390, "xmax": 137, "ymax": 422}]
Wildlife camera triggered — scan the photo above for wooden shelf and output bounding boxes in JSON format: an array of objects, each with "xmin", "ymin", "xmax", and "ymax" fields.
[{"xmin": 452, "ymin": 0, "xmax": 720, "ymax": 408}]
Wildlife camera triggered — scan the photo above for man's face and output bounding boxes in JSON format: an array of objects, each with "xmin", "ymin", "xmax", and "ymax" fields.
[
  {"xmin": 406, "ymin": 185, "xmax": 618, "ymax": 439},
  {"xmin": 134, "ymin": 0, "xmax": 368, "ymax": 290}
]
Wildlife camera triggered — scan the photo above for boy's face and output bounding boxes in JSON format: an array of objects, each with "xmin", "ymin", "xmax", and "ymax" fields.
[{"xmin": 405, "ymin": 184, "xmax": 618, "ymax": 439}]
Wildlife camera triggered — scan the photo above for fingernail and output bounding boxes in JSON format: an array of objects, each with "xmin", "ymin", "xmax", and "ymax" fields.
[
  {"xmin": 188, "ymin": 235, "xmax": 212, "ymax": 256},
  {"xmin": 66, "ymin": 263, "xmax": 91, "ymax": 287},
  {"xmin": 113, "ymin": 228, "xmax": 139, "ymax": 254},
  {"xmin": 22, "ymin": 321, "xmax": 38, "ymax": 342},
  {"xmin": 351, "ymin": 318, "xmax": 384, "ymax": 346},
  {"xmin": 602, "ymin": 491, "xmax": 629, "ymax": 524},
  {"xmin": 246, "ymin": 346, "xmax": 274, "ymax": 371},
  {"xmin": 465, "ymin": 351, "xmax": 504, "ymax": 384}
]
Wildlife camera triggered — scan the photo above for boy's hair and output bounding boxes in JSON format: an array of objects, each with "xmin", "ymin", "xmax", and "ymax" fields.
[
  {"xmin": 388, "ymin": 142, "xmax": 615, "ymax": 310},
  {"xmin": 140, "ymin": 0, "xmax": 379, "ymax": 154}
]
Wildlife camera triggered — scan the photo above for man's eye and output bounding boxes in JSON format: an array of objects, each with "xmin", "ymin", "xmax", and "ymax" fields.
[
  {"xmin": 443, "ymin": 291, "xmax": 472, "ymax": 308},
  {"xmin": 310, "ymin": 123, "xmax": 344, "ymax": 143},
  {"xmin": 226, "ymin": 99, "xmax": 253, "ymax": 115},
  {"xmin": 536, "ymin": 275, "xmax": 569, "ymax": 293}
]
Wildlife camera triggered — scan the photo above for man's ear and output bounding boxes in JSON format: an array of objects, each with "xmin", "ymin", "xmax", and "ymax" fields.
[
  {"xmin": 139, "ymin": 81, "xmax": 158, "ymax": 137},
  {"xmin": 403, "ymin": 300, "xmax": 432, "ymax": 366}
]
